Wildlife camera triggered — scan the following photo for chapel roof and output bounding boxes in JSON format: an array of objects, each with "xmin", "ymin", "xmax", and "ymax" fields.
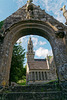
[{"xmin": 28, "ymin": 60, "xmax": 48, "ymax": 70}]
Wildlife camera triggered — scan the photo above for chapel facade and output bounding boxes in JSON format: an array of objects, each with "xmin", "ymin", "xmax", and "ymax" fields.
[{"xmin": 26, "ymin": 37, "xmax": 57, "ymax": 85}]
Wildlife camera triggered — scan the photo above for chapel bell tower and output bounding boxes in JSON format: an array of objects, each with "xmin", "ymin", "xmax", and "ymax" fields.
[{"xmin": 27, "ymin": 37, "xmax": 35, "ymax": 62}]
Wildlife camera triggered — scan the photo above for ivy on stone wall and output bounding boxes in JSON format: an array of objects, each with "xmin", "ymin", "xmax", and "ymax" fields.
[
  {"xmin": 0, "ymin": 21, "xmax": 4, "ymax": 29},
  {"xmin": 48, "ymin": 56, "xmax": 52, "ymax": 59},
  {"xmin": 0, "ymin": 21, "xmax": 4, "ymax": 40}
]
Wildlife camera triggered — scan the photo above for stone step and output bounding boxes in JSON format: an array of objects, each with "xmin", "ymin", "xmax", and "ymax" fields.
[
  {"xmin": 63, "ymin": 92, "xmax": 67, "ymax": 100},
  {"xmin": 0, "ymin": 91, "xmax": 63, "ymax": 100},
  {"xmin": 9, "ymin": 85, "xmax": 61, "ymax": 92}
]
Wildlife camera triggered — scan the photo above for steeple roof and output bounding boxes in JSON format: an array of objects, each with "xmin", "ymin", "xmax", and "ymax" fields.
[{"xmin": 28, "ymin": 37, "xmax": 32, "ymax": 44}]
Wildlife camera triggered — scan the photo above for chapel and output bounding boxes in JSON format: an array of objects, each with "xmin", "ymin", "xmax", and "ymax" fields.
[{"xmin": 26, "ymin": 37, "xmax": 57, "ymax": 85}]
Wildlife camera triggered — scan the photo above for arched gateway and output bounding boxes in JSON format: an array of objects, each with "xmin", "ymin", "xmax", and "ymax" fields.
[{"xmin": 0, "ymin": 1, "xmax": 67, "ymax": 87}]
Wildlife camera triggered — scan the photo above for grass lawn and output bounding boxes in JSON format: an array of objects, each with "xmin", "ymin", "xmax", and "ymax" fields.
[{"xmin": 17, "ymin": 79, "xmax": 26, "ymax": 85}]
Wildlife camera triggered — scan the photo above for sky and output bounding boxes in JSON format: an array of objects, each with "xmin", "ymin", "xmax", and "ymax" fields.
[{"xmin": 0, "ymin": 0, "xmax": 67, "ymax": 65}]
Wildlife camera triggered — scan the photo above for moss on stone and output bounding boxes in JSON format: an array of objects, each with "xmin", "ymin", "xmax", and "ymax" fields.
[{"xmin": 48, "ymin": 56, "xmax": 52, "ymax": 59}]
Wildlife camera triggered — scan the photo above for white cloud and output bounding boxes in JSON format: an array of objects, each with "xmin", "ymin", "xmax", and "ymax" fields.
[
  {"xmin": 35, "ymin": 47, "xmax": 53, "ymax": 58},
  {"xmin": 31, "ymin": 37, "xmax": 38, "ymax": 47},
  {"xmin": 17, "ymin": 37, "xmax": 22, "ymax": 43},
  {"xmin": 40, "ymin": 0, "xmax": 67, "ymax": 23},
  {"xmin": 39, "ymin": 41, "xmax": 46, "ymax": 45},
  {"xmin": 17, "ymin": 0, "xmax": 27, "ymax": 8},
  {"xmin": 21, "ymin": 36, "xmax": 27, "ymax": 43},
  {"xmin": 17, "ymin": 36, "xmax": 27, "ymax": 45},
  {"xmin": 33, "ymin": 0, "xmax": 39, "ymax": 5}
]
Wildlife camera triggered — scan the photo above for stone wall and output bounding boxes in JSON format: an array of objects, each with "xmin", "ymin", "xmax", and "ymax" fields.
[
  {"xmin": 0, "ymin": 92, "xmax": 63, "ymax": 100},
  {"xmin": 27, "ymin": 69, "xmax": 57, "ymax": 85}
]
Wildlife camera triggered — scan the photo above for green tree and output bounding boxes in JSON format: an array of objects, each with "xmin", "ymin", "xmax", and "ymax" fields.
[
  {"xmin": 48, "ymin": 56, "xmax": 52, "ymax": 59},
  {"xmin": 9, "ymin": 43, "xmax": 26, "ymax": 83},
  {"xmin": 0, "ymin": 21, "xmax": 4, "ymax": 29}
]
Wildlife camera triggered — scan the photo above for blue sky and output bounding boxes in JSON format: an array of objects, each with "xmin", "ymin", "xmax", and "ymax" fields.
[{"xmin": 0, "ymin": 0, "xmax": 67, "ymax": 64}]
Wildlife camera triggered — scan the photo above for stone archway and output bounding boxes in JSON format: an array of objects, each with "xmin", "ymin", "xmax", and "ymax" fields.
[
  {"xmin": 0, "ymin": 2, "xmax": 67, "ymax": 87},
  {"xmin": 0, "ymin": 20, "xmax": 67, "ymax": 86}
]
